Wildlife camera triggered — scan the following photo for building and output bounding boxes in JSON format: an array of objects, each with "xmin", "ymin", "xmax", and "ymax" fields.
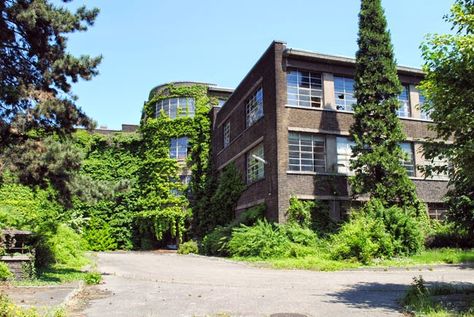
[{"xmin": 210, "ymin": 41, "xmax": 448, "ymax": 223}]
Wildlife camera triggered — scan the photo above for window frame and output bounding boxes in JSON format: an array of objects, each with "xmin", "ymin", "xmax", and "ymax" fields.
[
  {"xmin": 247, "ymin": 144, "xmax": 265, "ymax": 184},
  {"xmin": 336, "ymin": 136, "xmax": 356, "ymax": 175},
  {"xmin": 245, "ymin": 87, "xmax": 264, "ymax": 128},
  {"xmin": 156, "ymin": 97, "xmax": 195, "ymax": 119},
  {"xmin": 223, "ymin": 120, "xmax": 231, "ymax": 148},
  {"xmin": 288, "ymin": 132, "xmax": 327, "ymax": 173},
  {"xmin": 287, "ymin": 69, "xmax": 323, "ymax": 108},
  {"xmin": 397, "ymin": 85, "xmax": 411, "ymax": 118},
  {"xmin": 169, "ymin": 136, "xmax": 189, "ymax": 161},
  {"xmin": 334, "ymin": 76, "xmax": 356, "ymax": 112},
  {"xmin": 400, "ymin": 142, "xmax": 415, "ymax": 176}
]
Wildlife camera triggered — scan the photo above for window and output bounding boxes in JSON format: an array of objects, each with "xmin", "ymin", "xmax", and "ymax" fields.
[
  {"xmin": 247, "ymin": 144, "xmax": 265, "ymax": 183},
  {"xmin": 223, "ymin": 121, "xmax": 230, "ymax": 148},
  {"xmin": 421, "ymin": 155, "xmax": 449, "ymax": 180},
  {"xmin": 287, "ymin": 70, "xmax": 323, "ymax": 108},
  {"xmin": 156, "ymin": 97, "xmax": 195, "ymax": 119},
  {"xmin": 218, "ymin": 98, "xmax": 226, "ymax": 107},
  {"xmin": 170, "ymin": 175, "xmax": 192, "ymax": 196},
  {"xmin": 397, "ymin": 85, "xmax": 411, "ymax": 118},
  {"xmin": 246, "ymin": 87, "xmax": 264, "ymax": 127},
  {"xmin": 418, "ymin": 93, "xmax": 431, "ymax": 120},
  {"xmin": 288, "ymin": 132, "xmax": 326, "ymax": 172},
  {"xmin": 336, "ymin": 137, "xmax": 356, "ymax": 174},
  {"xmin": 400, "ymin": 142, "xmax": 415, "ymax": 176},
  {"xmin": 170, "ymin": 137, "xmax": 189, "ymax": 160},
  {"xmin": 334, "ymin": 77, "xmax": 356, "ymax": 111}
]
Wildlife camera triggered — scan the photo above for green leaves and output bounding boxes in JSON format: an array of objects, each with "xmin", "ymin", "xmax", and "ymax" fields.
[{"xmin": 420, "ymin": 0, "xmax": 474, "ymax": 238}]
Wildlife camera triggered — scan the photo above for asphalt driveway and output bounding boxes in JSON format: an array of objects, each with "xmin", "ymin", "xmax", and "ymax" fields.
[{"xmin": 75, "ymin": 251, "xmax": 474, "ymax": 317}]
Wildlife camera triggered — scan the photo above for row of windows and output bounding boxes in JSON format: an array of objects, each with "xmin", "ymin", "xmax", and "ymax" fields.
[
  {"xmin": 287, "ymin": 69, "xmax": 430, "ymax": 120},
  {"xmin": 222, "ymin": 86, "xmax": 264, "ymax": 150},
  {"xmin": 288, "ymin": 132, "xmax": 446, "ymax": 179}
]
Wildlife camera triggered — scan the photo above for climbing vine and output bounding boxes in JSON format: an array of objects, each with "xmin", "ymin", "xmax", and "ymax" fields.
[{"xmin": 137, "ymin": 84, "xmax": 215, "ymax": 245}]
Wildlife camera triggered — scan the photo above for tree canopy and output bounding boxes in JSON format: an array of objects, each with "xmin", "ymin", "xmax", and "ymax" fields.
[
  {"xmin": 0, "ymin": 0, "xmax": 101, "ymax": 146},
  {"xmin": 419, "ymin": 0, "xmax": 474, "ymax": 237}
]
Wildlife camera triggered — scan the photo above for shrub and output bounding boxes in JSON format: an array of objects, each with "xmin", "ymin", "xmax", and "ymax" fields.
[
  {"xmin": 331, "ymin": 211, "xmax": 394, "ymax": 264},
  {"xmin": 0, "ymin": 262, "xmax": 13, "ymax": 281},
  {"xmin": 201, "ymin": 226, "xmax": 232, "ymax": 256},
  {"xmin": 234, "ymin": 204, "xmax": 265, "ymax": 226},
  {"xmin": 84, "ymin": 271, "xmax": 102, "ymax": 285},
  {"xmin": 287, "ymin": 197, "xmax": 313, "ymax": 228},
  {"xmin": 331, "ymin": 199, "xmax": 426, "ymax": 263},
  {"xmin": 425, "ymin": 220, "xmax": 473, "ymax": 249},
  {"xmin": 83, "ymin": 217, "xmax": 118, "ymax": 251},
  {"xmin": 364, "ymin": 199, "xmax": 425, "ymax": 256},
  {"xmin": 228, "ymin": 220, "xmax": 290, "ymax": 259},
  {"xmin": 280, "ymin": 223, "xmax": 318, "ymax": 247},
  {"xmin": 48, "ymin": 224, "xmax": 88, "ymax": 267},
  {"xmin": 177, "ymin": 240, "xmax": 199, "ymax": 255}
]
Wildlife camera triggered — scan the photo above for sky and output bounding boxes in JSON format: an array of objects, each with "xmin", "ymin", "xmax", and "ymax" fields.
[{"xmin": 64, "ymin": 0, "xmax": 454, "ymax": 130}]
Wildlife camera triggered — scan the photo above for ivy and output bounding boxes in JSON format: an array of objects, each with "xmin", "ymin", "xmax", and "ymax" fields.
[{"xmin": 137, "ymin": 84, "xmax": 215, "ymax": 244}]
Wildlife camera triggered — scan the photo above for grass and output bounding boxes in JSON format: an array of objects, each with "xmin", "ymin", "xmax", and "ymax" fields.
[
  {"xmin": 0, "ymin": 293, "xmax": 66, "ymax": 317},
  {"xmin": 402, "ymin": 276, "xmax": 474, "ymax": 317},
  {"xmin": 11, "ymin": 253, "xmax": 98, "ymax": 286},
  {"xmin": 237, "ymin": 248, "xmax": 474, "ymax": 271}
]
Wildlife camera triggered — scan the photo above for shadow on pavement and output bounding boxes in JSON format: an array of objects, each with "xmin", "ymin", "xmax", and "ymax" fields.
[{"xmin": 325, "ymin": 282, "xmax": 407, "ymax": 312}]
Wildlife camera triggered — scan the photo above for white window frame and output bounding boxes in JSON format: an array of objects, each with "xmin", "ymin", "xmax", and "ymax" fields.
[
  {"xmin": 169, "ymin": 137, "xmax": 189, "ymax": 160},
  {"xmin": 336, "ymin": 137, "xmax": 356, "ymax": 175},
  {"xmin": 418, "ymin": 93, "xmax": 431, "ymax": 120},
  {"xmin": 397, "ymin": 85, "xmax": 411, "ymax": 118},
  {"xmin": 334, "ymin": 76, "xmax": 356, "ymax": 112},
  {"xmin": 288, "ymin": 132, "xmax": 326, "ymax": 172},
  {"xmin": 246, "ymin": 87, "xmax": 263, "ymax": 127},
  {"xmin": 287, "ymin": 69, "xmax": 323, "ymax": 108},
  {"xmin": 247, "ymin": 144, "xmax": 265, "ymax": 184},
  {"xmin": 156, "ymin": 97, "xmax": 195, "ymax": 119},
  {"xmin": 400, "ymin": 142, "xmax": 415, "ymax": 176},
  {"xmin": 223, "ymin": 121, "xmax": 230, "ymax": 148}
]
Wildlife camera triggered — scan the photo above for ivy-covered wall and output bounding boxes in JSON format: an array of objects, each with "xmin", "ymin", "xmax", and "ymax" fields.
[{"xmin": 137, "ymin": 84, "xmax": 218, "ymax": 246}]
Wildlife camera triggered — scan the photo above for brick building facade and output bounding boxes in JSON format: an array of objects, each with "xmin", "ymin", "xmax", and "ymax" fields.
[{"xmin": 210, "ymin": 41, "xmax": 448, "ymax": 223}]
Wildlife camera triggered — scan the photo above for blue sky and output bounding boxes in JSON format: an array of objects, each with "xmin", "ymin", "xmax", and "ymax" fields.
[{"xmin": 65, "ymin": 0, "xmax": 453, "ymax": 129}]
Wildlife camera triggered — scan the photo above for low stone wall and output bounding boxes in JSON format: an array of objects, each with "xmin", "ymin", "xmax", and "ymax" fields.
[{"xmin": 1, "ymin": 255, "xmax": 33, "ymax": 280}]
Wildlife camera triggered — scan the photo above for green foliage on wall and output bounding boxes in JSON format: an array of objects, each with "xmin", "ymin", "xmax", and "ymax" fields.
[
  {"xmin": 71, "ymin": 130, "xmax": 142, "ymax": 250},
  {"xmin": 137, "ymin": 84, "xmax": 215, "ymax": 244}
]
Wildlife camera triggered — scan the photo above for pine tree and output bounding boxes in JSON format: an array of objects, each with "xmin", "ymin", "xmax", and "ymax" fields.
[
  {"xmin": 350, "ymin": 0, "xmax": 421, "ymax": 210},
  {"xmin": 0, "ymin": 0, "xmax": 102, "ymax": 147}
]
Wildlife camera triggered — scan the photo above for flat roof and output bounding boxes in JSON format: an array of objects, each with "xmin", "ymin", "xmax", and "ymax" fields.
[{"xmin": 285, "ymin": 48, "xmax": 425, "ymax": 75}]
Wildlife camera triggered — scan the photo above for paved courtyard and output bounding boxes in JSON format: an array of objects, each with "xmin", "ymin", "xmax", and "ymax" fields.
[{"xmin": 74, "ymin": 252, "xmax": 474, "ymax": 317}]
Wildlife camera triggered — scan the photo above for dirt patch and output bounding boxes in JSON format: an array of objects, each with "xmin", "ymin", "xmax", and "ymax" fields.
[{"xmin": 67, "ymin": 286, "xmax": 112, "ymax": 317}]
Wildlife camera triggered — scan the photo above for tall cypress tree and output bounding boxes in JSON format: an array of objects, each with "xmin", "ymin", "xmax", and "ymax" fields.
[{"xmin": 350, "ymin": 0, "xmax": 421, "ymax": 210}]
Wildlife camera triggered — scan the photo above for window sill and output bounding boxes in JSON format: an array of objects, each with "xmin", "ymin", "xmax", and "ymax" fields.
[
  {"xmin": 246, "ymin": 177, "xmax": 265, "ymax": 186},
  {"xmin": 286, "ymin": 171, "xmax": 449, "ymax": 182}
]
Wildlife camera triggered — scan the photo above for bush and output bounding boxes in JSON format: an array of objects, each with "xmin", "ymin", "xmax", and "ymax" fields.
[
  {"xmin": 177, "ymin": 240, "xmax": 199, "ymax": 255},
  {"xmin": 280, "ymin": 223, "xmax": 318, "ymax": 247},
  {"xmin": 364, "ymin": 199, "xmax": 425, "ymax": 255},
  {"xmin": 0, "ymin": 262, "xmax": 13, "ymax": 281},
  {"xmin": 228, "ymin": 220, "xmax": 290, "ymax": 259},
  {"xmin": 84, "ymin": 271, "xmax": 102, "ymax": 285},
  {"xmin": 331, "ymin": 211, "xmax": 394, "ymax": 264},
  {"xmin": 201, "ymin": 226, "xmax": 232, "ymax": 256},
  {"xmin": 287, "ymin": 197, "xmax": 313, "ymax": 228},
  {"xmin": 233, "ymin": 204, "xmax": 265, "ymax": 226},
  {"xmin": 48, "ymin": 224, "xmax": 88, "ymax": 267},
  {"xmin": 425, "ymin": 220, "xmax": 473, "ymax": 249},
  {"xmin": 83, "ymin": 217, "xmax": 118, "ymax": 251},
  {"xmin": 331, "ymin": 199, "xmax": 426, "ymax": 264}
]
